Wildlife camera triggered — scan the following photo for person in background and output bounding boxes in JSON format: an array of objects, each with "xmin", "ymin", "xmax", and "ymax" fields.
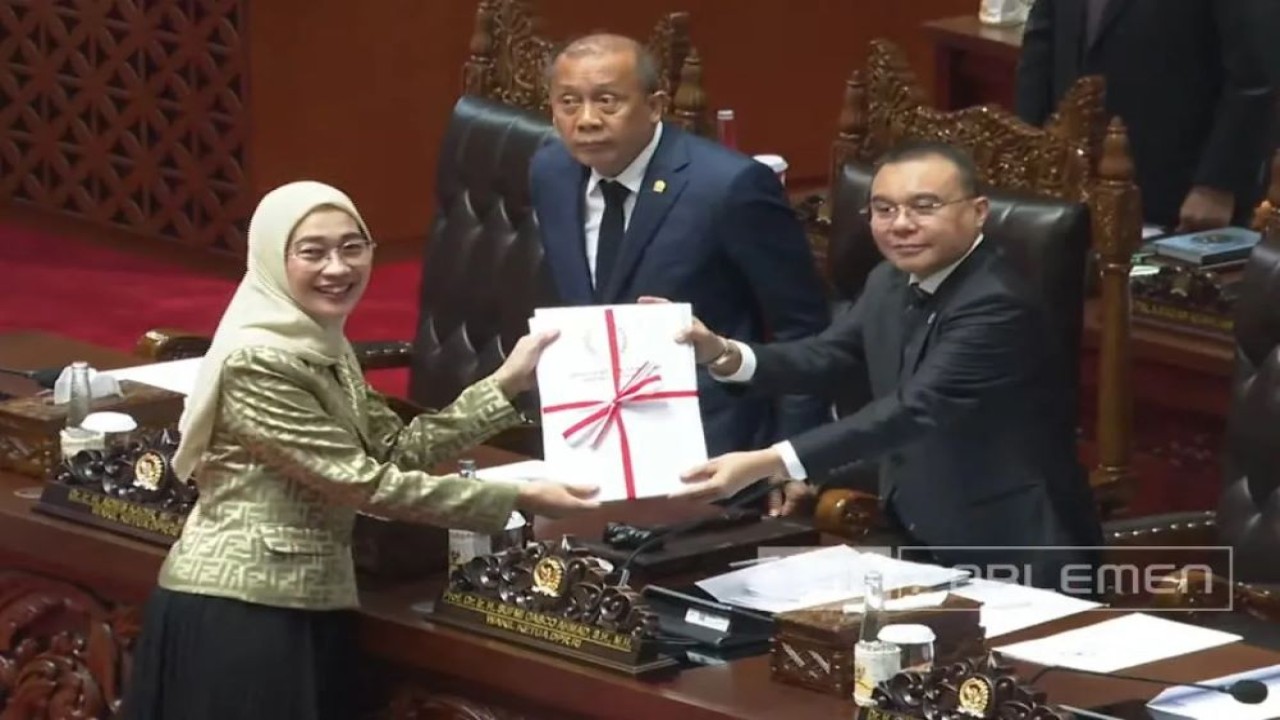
[
  {"xmin": 121, "ymin": 181, "xmax": 598, "ymax": 720},
  {"xmin": 1016, "ymin": 0, "xmax": 1275, "ymax": 231},
  {"xmin": 530, "ymin": 33, "xmax": 831, "ymax": 461},
  {"xmin": 655, "ymin": 143, "xmax": 1101, "ymax": 590}
]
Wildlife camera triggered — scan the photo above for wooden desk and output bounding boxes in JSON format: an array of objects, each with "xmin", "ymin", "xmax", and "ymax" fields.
[
  {"xmin": 0, "ymin": 332, "xmax": 1269, "ymax": 718},
  {"xmin": 923, "ymin": 15, "xmax": 1023, "ymax": 110}
]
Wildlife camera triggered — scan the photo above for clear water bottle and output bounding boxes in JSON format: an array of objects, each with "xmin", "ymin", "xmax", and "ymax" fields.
[
  {"xmin": 853, "ymin": 570, "xmax": 902, "ymax": 706},
  {"xmin": 65, "ymin": 361, "xmax": 92, "ymax": 428},
  {"xmin": 448, "ymin": 458, "xmax": 493, "ymax": 571}
]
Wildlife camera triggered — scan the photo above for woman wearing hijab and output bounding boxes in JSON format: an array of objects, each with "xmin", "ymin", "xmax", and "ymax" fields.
[{"xmin": 121, "ymin": 181, "xmax": 598, "ymax": 720}]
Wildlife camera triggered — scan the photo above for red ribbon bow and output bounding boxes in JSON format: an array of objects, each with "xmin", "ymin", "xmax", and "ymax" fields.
[{"xmin": 542, "ymin": 308, "xmax": 697, "ymax": 499}]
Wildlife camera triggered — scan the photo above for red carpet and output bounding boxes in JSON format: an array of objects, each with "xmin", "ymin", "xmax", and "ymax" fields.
[{"xmin": 0, "ymin": 225, "xmax": 418, "ymax": 396}]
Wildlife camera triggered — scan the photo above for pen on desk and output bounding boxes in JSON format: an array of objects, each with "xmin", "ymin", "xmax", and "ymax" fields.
[{"xmin": 728, "ymin": 556, "xmax": 781, "ymax": 568}]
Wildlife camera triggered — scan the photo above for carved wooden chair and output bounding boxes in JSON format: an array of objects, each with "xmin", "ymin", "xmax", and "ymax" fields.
[
  {"xmin": 803, "ymin": 40, "xmax": 1141, "ymax": 538},
  {"xmin": 1096, "ymin": 152, "xmax": 1280, "ymax": 628},
  {"xmin": 461, "ymin": 0, "xmax": 709, "ymax": 135}
]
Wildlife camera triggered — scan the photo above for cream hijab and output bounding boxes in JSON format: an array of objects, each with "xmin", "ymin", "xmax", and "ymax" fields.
[{"xmin": 172, "ymin": 181, "xmax": 372, "ymax": 481}]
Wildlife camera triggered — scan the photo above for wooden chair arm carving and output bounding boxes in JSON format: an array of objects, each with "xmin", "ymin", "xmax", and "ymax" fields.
[
  {"xmin": 1150, "ymin": 568, "xmax": 1280, "ymax": 623},
  {"xmin": 135, "ymin": 328, "xmax": 212, "ymax": 361},
  {"xmin": 813, "ymin": 488, "xmax": 882, "ymax": 540},
  {"xmin": 134, "ymin": 329, "xmax": 412, "ymax": 371}
]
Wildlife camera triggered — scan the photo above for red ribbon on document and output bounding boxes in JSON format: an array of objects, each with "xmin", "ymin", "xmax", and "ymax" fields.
[{"xmin": 541, "ymin": 308, "xmax": 697, "ymax": 500}]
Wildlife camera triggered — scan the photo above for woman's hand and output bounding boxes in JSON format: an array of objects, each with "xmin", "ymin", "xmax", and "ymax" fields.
[
  {"xmin": 516, "ymin": 481, "xmax": 601, "ymax": 517},
  {"xmin": 493, "ymin": 329, "xmax": 560, "ymax": 398}
]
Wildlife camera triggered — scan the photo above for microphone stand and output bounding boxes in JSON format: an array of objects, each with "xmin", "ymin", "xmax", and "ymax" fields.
[{"xmin": 1025, "ymin": 663, "xmax": 1269, "ymax": 712}]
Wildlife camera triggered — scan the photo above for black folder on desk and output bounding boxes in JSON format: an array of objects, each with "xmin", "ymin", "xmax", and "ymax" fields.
[{"xmin": 642, "ymin": 584, "xmax": 775, "ymax": 663}]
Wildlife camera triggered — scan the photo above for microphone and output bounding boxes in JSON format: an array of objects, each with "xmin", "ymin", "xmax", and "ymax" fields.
[
  {"xmin": 613, "ymin": 480, "xmax": 776, "ymax": 588},
  {"xmin": 0, "ymin": 366, "xmax": 64, "ymax": 389},
  {"xmin": 1027, "ymin": 664, "xmax": 1268, "ymax": 706}
]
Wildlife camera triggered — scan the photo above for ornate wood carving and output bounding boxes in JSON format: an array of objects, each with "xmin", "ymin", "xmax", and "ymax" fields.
[
  {"xmin": 0, "ymin": 0, "xmax": 250, "ymax": 252},
  {"xmin": 865, "ymin": 653, "xmax": 1067, "ymax": 720},
  {"xmin": 834, "ymin": 40, "xmax": 1100, "ymax": 203},
  {"xmin": 1089, "ymin": 119, "xmax": 1141, "ymax": 515},
  {"xmin": 461, "ymin": 0, "xmax": 707, "ymax": 134},
  {"xmin": 0, "ymin": 571, "xmax": 140, "ymax": 719}
]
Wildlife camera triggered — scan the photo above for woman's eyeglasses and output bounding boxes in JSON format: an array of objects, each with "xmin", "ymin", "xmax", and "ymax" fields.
[{"xmin": 290, "ymin": 239, "xmax": 376, "ymax": 267}]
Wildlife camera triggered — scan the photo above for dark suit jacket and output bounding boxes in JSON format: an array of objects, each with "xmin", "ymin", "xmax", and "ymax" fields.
[
  {"xmin": 530, "ymin": 124, "xmax": 830, "ymax": 456},
  {"xmin": 1015, "ymin": 0, "xmax": 1274, "ymax": 228},
  {"xmin": 749, "ymin": 242, "xmax": 1102, "ymax": 568}
]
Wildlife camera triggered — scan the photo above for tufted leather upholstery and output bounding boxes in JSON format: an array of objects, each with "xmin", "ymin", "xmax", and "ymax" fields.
[
  {"xmin": 825, "ymin": 163, "xmax": 1091, "ymax": 416},
  {"xmin": 1215, "ymin": 229, "xmax": 1280, "ymax": 582},
  {"xmin": 408, "ymin": 96, "xmax": 558, "ymax": 454}
]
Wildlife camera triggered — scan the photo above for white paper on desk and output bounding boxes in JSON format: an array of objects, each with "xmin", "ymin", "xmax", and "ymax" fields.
[
  {"xmin": 951, "ymin": 578, "xmax": 1101, "ymax": 638},
  {"xmin": 473, "ymin": 461, "xmax": 549, "ymax": 531},
  {"xmin": 1147, "ymin": 663, "xmax": 1280, "ymax": 719},
  {"xmin": 102, "ymin": 357, "xmax": 203, "ymax": 396},
  {"xmin": 695, "ymin": 545, "xmax": 968, "ymax": 614},
  {"xmin": 529, "ymin": 304, "xmax": 706, "ymax": 502},
  {"xmin": 994, "ymin": 613, "xmax": 1240, "ymax": 673}
]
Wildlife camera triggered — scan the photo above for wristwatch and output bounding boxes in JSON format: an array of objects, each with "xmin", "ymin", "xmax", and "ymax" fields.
[{"xmin": 707, "ymin": 337, "xmax": 738, "ymax": 374}]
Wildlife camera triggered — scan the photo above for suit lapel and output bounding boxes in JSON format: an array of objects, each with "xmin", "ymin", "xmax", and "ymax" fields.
[
  {"xmin": 542, "ymin": 160, "xmax": 594, "ymax": 304},
  {"xmin": 1087, "ymin": 0, "xmax": 1130, "ymax": 53},
  {"xmin": 601, "ymin": 126, "xmax": 690, "ymax": 303},
  {"xmin": 901, "ymin": 243, "xmax": 994, "ymax": 378}
]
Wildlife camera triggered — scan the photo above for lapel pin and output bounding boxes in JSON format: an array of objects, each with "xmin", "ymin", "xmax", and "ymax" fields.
[
  {"xmin": 927, "ymin": 312, "xmax": 937, "ymax": 325},
  {"xmin": 653, "ymin": 179, "xmax": 666, "ymax": 193}
]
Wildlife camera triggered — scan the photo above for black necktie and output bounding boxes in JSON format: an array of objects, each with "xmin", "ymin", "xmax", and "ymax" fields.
[
  {"xmin": 1085, "ymin": 0, "xmax": 1110, "ymax": 46},
  {"xmin": 901, "ymin": 283, "xmax": 933, "ymax": 373},
  {"xmin": 594, "ymin": 180, "xmax": 630, "ymax": 297}
]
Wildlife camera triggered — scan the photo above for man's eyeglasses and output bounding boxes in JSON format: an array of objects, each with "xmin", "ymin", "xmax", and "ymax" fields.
[
  {"xmin": 862, "ymin": 196, "xmax": 973, "ymax": 222},
  {"xmin": 290, "ymin": 239, "xmax": 376, "ymax": 267}
]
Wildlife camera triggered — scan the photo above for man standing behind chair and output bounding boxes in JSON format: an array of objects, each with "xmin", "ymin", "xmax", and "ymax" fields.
[
  {"xmin": 666, "ymin": 143, "xmax": 1102, "ymax": 589},
  {"xmin": 530, "ymin": 34, "xmax": 830, "ymax": 456},
  {"xmin": 1015, "ymin": 0, "xmax": 1274, "ymax": 231}
]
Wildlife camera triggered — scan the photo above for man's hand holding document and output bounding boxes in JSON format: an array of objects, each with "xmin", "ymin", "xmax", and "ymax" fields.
[{"xmin": 530, "ymin": 303, "xmax": 707, "ymax": 502}]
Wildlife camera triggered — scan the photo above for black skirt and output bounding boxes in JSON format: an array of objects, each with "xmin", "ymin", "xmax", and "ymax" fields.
[{"xmin": 120, "ymin": 587, "xmax": 359, "ymax": 720}]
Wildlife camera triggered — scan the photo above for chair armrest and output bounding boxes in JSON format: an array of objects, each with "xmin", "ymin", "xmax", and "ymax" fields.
[
  {"xmin": 352, "ymin": 340, "xmax": 412, "ymax": 370},
  {"xmin": 1104, "ymin": 510, "xmax": 1217, "ymax": 548},
  {"xmin": 135, "ymin": 328, "xmax": 212, "ymax": 361},
  {"xmin": 135, "ymin": 331, "xmax": 411, "ymax": 371},
  {"xmin": 813, "ymin": 488, "xmax": 882, "ymax": 540}
]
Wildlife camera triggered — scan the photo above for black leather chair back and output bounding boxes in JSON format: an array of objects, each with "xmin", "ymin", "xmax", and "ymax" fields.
[
  {"xmin": 826, "ymin": 163, "xmax": 1091, "ymax": 410},
  {"xmin": 409, "ymin": 96, "xmax": 558, "ymax": 423},
  {"xmin": 1217, "ymin": 230, "xmax": 1280, "ymax": 582}
]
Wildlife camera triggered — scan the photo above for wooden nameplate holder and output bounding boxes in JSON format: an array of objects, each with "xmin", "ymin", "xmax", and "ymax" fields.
[
  {"xmin": 35, "ymin": 428, "xmax": 192, "ymax": 546},
  {"xmin": 856, "ymin": 653, "xmax": 1067, "ymax": 719},
  {"xmin": 429, "ymin": 538, "xmax": 680, "ymax": 677},
  {"xmin": 771, "ymin": 592, "xmax": 985, "ymax": 698}
]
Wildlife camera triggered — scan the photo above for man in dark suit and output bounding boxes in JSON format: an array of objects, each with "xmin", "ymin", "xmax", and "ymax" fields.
[
  {"xmin": 531, "ymin": 34, "xmax": 830, "ymax": 457},
  {"xmin": 668, "ymin": 142, "xmax": 1102, "ymax": 589},
  {"xmin": 1015, "ymin": 0, "xmax": 1274, "ymax": 231}
]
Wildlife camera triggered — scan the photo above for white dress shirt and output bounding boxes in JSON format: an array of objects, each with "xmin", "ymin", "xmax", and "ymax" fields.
[
  {"xmin": 716, "ymin": 234, "xmax": 985, "ymax": 480},
  {"xmin": 583, "ymin": 123, "xmax": 664, "ymax": 286}
]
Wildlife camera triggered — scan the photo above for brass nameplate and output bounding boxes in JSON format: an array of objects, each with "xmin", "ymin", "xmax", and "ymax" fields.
[
  {"xmin": 439, "ymin": 590, "xmax": 637, "ymax": 654},
  {"xmin": 36, "ymin": 483, "xmax": 184, "ymax": 545}
]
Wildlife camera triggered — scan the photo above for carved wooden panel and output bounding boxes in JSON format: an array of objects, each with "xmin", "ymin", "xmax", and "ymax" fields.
[
  {"xmin": 462, "ymin": 0, "xmax": 707, "ymax": 135},
  {"xmin": 0, "ymin": 570, "xmax": 140, "ymax": 719},
  {"xmin": 0, "ymin": 0, "xmax": 250, "ymax": 252},
  {"xmin": 835, "ymin": 39, "xmax": 1101, "ymax": 204}
]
